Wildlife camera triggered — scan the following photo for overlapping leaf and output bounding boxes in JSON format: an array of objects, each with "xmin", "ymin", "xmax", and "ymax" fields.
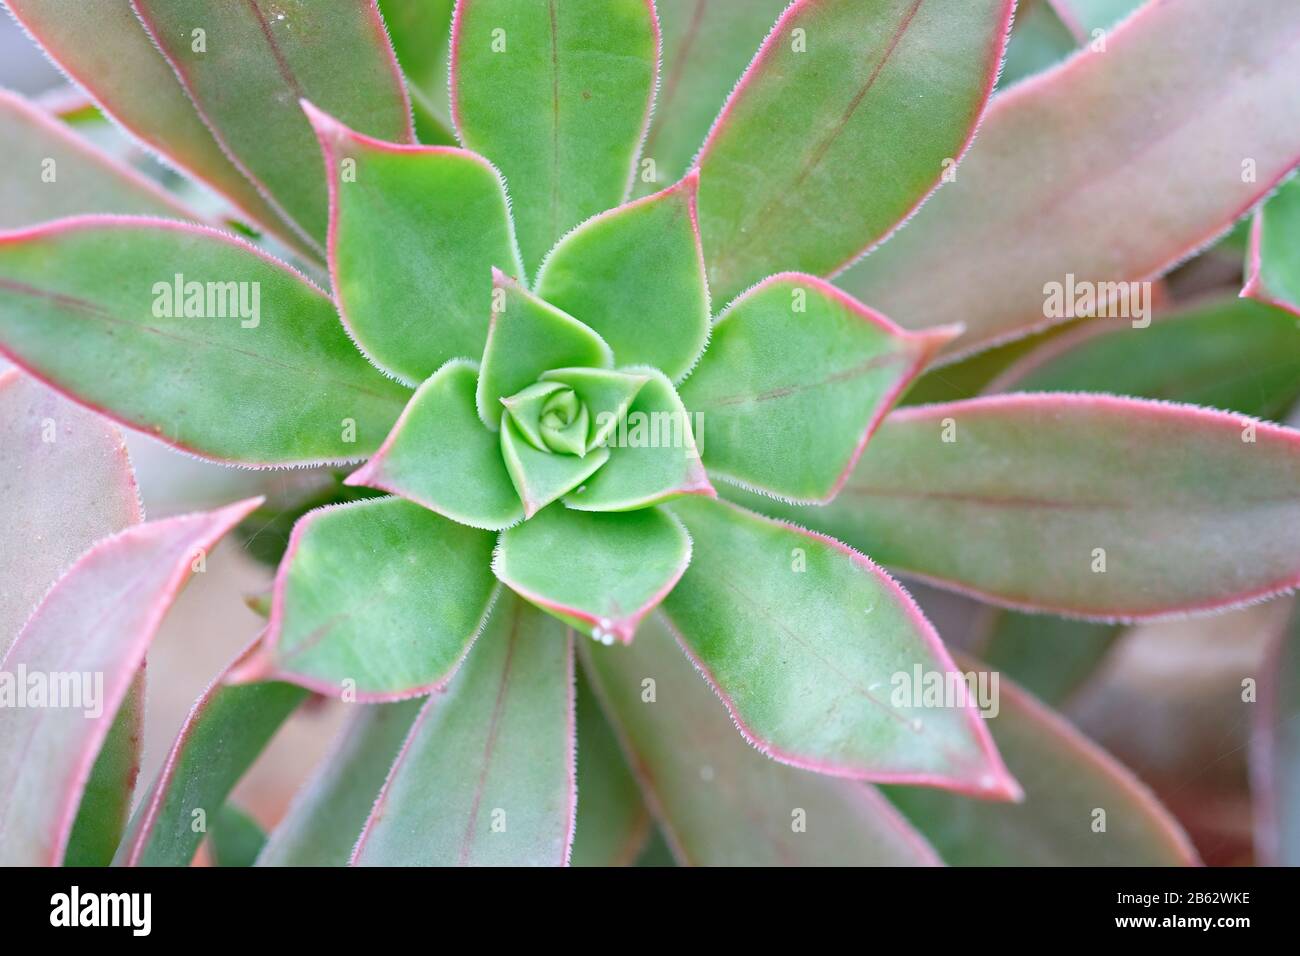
[
  {"xmin": 695, "ymin": 0, "xmax": 1015, "ymax": 303},
  {"xmin": 352, "ymin": 593, "xmax": 574, "ymax": 866},
  {"xmin": 838, "ymin": 0, "xmax": 1300, "ymax": 358},
  {"xmin": 0, "ymin": 217, "xmax": 410, "ymax": 465}
]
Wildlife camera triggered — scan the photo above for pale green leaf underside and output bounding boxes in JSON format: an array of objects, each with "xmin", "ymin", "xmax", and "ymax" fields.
[
  {"xmin": 267, "ymin": 497, "xmax": 498, "ymax": 698},
  {"xmin": 679, "ymin": 274, "xmax": 948, "ymax": 502},
  {"xmin": 887, "ymin": 660, "xmax": 1198, "ymax": 865},
  {"xmin": 581, "ymin": 615, "xmax": 940, "ymax": 865},
  {"xmin": 496, "ymin": 506, "xmax": 690, "ymax": 643},
  {"xmin": 348, "ymin": 360, "xmax": 524, "ymax": 531},
  {"xmin": 536, "ymin": 174, "xmax": 710, "ymax": 380},
  {"xmin": 665, "ymin": 497, "xmax": 1012, "ymax": 794},
  {"xmin": 64, "ymin": 677, "xmax": 144, "ymax": 866},
  {"xmin": 353, "ymin": 592, "xmax": 574, "ymax": 866},
  {"xmin": 134, "ymin": 0, "xmax": 412, "ymax": 250},
  {"xmin": 696, "ymin": 0, "xmax": 1013, "ymax": 304},
  {"xmin": 0, "ymin": 219, "xmax": 410, "ymax": 465},
  {"xmin": 307, "ymin": 105, "xmax": 524, "ymax": 384},
  {"xmin": 743, "ymin": 395, "xmax": 1300, "ymax": 618},
  {"xmin": 452, "ymin": 0, "xmax": 658, "ymax": 276}
]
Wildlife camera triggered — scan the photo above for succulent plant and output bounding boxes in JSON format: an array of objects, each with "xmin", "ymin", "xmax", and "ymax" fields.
[{"xmin": 1, "ymin": 0, "xmax": 1299, "ymax": 869}]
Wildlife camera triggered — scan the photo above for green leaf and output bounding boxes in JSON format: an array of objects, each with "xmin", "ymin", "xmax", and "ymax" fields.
[
  {"xmin": 0, "ymin": 89, "xmax": 193, "ymax": 228},
  {"xmin": 536, "ymin": 172, "xmax": 710, "ymax": 380},
  {"xmin": 695, "ymin": 0, "xmax": 1015, "ymax": 304},
  {"xmin": 581, "ymin": 615, "xmax": 941, "ymax": 865},
  {"xmin": 115, "ymin": 639, "xmax": 307, "ymax": 866},
  {"xmin": 63, "ymin": 675, "xmax": 144, "ymax": 867},
  {"xmin": 837, "ymin": 0, "xmax": 1300, "ymax": 359},
  {"xmin": 304, "ymin": 103, "xmax": 525, "ymax": 385},
  {"xmin": 352, "ymin": 593, "xmax": 575, "ymax": 866},
  {"xmin": 540, "ymin": 367, "xmax": 649, "ymax": 450},
  {"xmin": 450, "ymin": 0, "xmax": 659, "ymax": 275},
  {"xmin": 987, "ymin": 296, "xmax": 1300, "ymax": 421},
  {"xmin": 0, "ymin": 217, "xmax": 411, "ymax": 466},
  {"xmin": 133, "ymin": 0, "xmax": 414, "ymax": 251},
  {"xmin": 254, "ymin": 497, "xmax": 499, "ymax": 699},
  {"xmin": 378, "ymin": 0, "xmax": 457, "ymax": 144},
  {"xmin": 745, "ymin": 394, "xmax": 1300, "ymax": 618},
  {"xmin": 1254, "ymin": 600, "xmax": 1300, "ymax": 865},
  {"xmin": 679, "ymin": 273, "xmax": 957, "ymax": 503},
  {"xmin": 5, "ymin": 0, "xmax": 298, "ymax": 249},
  {"xmin": 1245, "ymin": 177, "xmax": 1300, "ymax": 319},
  {"xmin": 0, "ymin": 370, "xmax": 142, "ymax": 649},
  {"xmin": 501, "ymin": 416, "xmax": 610, "ymax": 518},
  {"xmin": 664, "ymin": 497, "xmax": 1017, "ymax": 796},
  {"xmin": 570, "ymin": 668, "xmax": 651, "ymax": 866},
  {"xmin": 997, "ymin": 0, "xmax": 1077, "ymax": 89},
  {"xmin": 972, "ymin": 611, "xmax": 1120, "ymax": 706},
  {"xmin": 564, "ymin": 368, "xmax": 714, "ymax": 512},
  {"xmin": 495, "ymin": 506, "xmax": 692, "ymax": 644},
  {"xmin": 475, "ymin": 270, "xmax": 613, "ymax": 428},
  {"xmin": 887, "ymin": 658, "xmax": 1199, "ymax": 865},
  {"xmin": 257, "ymin": 699, "xmax": 423, "ymax": 866},
  {"xmin": 0, "ymin": 498, "xmax": 260, "ymax": 865},
  {"xmin": 635, "ymin": 0, "xmax": 790, "ymax": 196},
  {"xmin": 346, "ymin": 360, "xmax": 524, "ymax": 531},
  {"xmin": 210, "ymin": 805, "xmax": 267, "ymax": 867}
]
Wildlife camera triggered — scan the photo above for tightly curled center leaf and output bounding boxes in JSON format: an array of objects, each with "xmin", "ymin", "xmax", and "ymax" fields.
[{"xmin": 502, "ymin": 381, "xmax": 591, "ymax": 457}]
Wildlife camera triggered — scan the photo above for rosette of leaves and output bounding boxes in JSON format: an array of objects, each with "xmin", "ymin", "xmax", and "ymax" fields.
[{"xmin": 2, "ymin": 0, "xmax": 1300, "ymax": 867}]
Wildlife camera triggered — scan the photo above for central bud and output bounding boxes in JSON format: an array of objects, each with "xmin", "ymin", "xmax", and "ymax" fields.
[{"xmin": 502, "ymin": 381, "xmax": 591, "ymax": 457}]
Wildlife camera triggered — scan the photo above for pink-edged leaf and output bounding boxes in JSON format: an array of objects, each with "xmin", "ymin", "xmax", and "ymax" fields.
[
  {"xmin": 4, "ymin": 0, "xmax": 299, "ymax": 250},
  {"xmin": 1252, "ymin": 598, "xmax": 1300, "ymax": 865},
  {"xmin": 62, "ymin": 672, "xmax": 144, "ymax": 866},
  {"xmin": 0, "ymin": 88, "xmax": 194, "ymax": 228},
  {"xmin": 115, "ymin": 637, "xmax": 308, "ymax": 867},
  {"xmin": 475, "ymin": 269, "xmax": 613, "ymax": 428},
  {"xmin": 248, "ymin": 497, "xmax": 499, "ymax": 700},
  {"xmin": 450, "ymin": 0, "xmax": 660, "ymax": 276},
  {"xmin": 679, "ymin": 273, "xmax": 958, "ymax": 503},
  {"xmin": 535, "ymin": 172, "xmax": 710, "ymax": 381},
  {"xmin": 303, "ymin": 102, "xmax": 524, "ymax": 385},
  {"xmin": 1244, "ymin": 177, "xmax": 1300, "ymax": 319},
  {"xmin": 494, "ymin": 506, "xmax": 692, "ymax": 645},
  {"xmin": 351, "ymin": 592, "xmax": 575, "ymax": 866},
  {"xmin": 0, "ymin": 369, "xmax": 141, "ymax": 647},
  {"xmin": 743, "ymin": 393, "xmax": 1300, "ymax": 618},
  {"xmin": 377, "ymin": 0, "xmax": 457, "ymax": 144},
  {"xmin": 635, "ymin": 0, "xmax": 790, "ymax": 196},
  {"xmin": 0, "ymin": 497, "xmax": 261, "ymax": 865},
  {"xmin": 837, "ymin": 0, "xmax": 1300, "ymax": 359},
  {"xmin": 581, "ymin": 613, "xmax": 942, "ymax": 865},
  {"xmin": 563, "ymin": 367, "xmax": 715, "ymax": 513},
  {"xmin": 888, "ymin": 656, "xmax": 1199, "ymax": 865},
  {"xmin": 132, "ymin": 0, "xmax": 413, "ymax": 252},
  {"xmin": 663, "ymin": 496, "xmax": 1018, "ymax": 798},
  {"xmin": 345, "ymin": 359, "xmax": 525, "ymax": 531},
  {"xmin": 0, "ymin": 368, "xmax": 145, "ymax": 867},
  {"xmin": 694, "ymin": 0, "xmax": 1015, "ymax": 305},
  {"xmin": 257, "ymin": 698, "xmax": 423, "ymax": 866},
  {"xmin": 570, "ymin": 669, "xmax": 651, "ymax": 866},
  {"xmin": 0, "ymin": 216, "xmax": 410, "ymax": 466}
]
